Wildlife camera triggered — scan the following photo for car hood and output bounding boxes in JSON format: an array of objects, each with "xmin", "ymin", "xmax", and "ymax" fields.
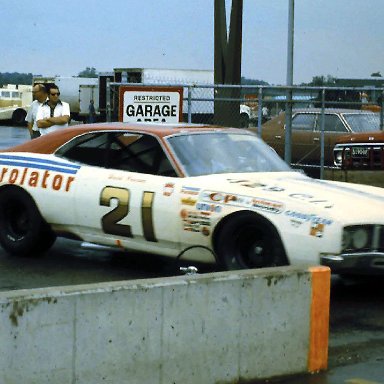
[{"xmin": 187, "ymin": 171, "xmax": 384, "ymax": 223}]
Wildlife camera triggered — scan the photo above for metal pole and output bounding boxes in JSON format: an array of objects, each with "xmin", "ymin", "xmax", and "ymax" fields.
[
  {"xmin": 106, "ymin": 78, "xmax": 111, "ymax": 122},
  {"xmin": 320, "ymin": 89, "xmax": 325, "ymax": 180},
  {"xmin": 380, "ymin": 90, "xmax": 384, "ymax": 131},
  {"xmin": 257, "ymin": 87, "xmax": 263, "ymax": 137},
  {"xmin": 187, "ymin": 86, "xmax": 192, "ymax": 123},
  {"xmin": 284, "ymin": 0, "xmax": 294, "ymax": 165}
]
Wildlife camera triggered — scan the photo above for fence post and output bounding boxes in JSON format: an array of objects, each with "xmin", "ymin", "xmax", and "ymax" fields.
[
  {"xmin": 187, "ymin": 86, "xmax": 192, "ymax": 123},
  {"xmin": 257, "ymin": 87, "xmax": 263, "ymax": 137},
  {"xmin": 320, "ymin": 88, "xmax": 326, "ymax": 180},
  {"xmin": 380, "ymin": 90, "xmax": 384, "ymax": 131},
  {"xmin": 106, "ymin": 78, "xmax": 111, "ymax": 123},
  {"xmin": 284, "ymin": 87, "xmax": 293, "ymax": 165}
]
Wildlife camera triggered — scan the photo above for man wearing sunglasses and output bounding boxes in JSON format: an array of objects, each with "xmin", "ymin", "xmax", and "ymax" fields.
[{"xmin": 36, "ymin": 84, "xmax": 70, "ymax": 135}]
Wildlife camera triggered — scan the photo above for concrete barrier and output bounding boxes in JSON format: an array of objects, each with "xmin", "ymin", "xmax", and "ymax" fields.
[
  {"xmin": 0, "ymin": 266, "xmax": 330, "ymax": 384},
  {"xmin": 324, "ymin": 168, "xmax": 384, "ymax": 188}
]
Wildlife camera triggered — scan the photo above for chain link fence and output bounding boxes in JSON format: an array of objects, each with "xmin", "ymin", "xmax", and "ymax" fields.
[{"xmin": 107, "ymin": 81, "xmax": 384, "ymax": 178}]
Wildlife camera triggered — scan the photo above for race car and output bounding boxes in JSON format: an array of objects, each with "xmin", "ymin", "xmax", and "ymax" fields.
[{"xmin": 0, "ymin": 122, "xmax": 383, "ymax": 274}]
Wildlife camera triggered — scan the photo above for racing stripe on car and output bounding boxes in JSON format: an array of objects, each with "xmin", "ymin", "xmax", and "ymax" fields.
[{"xmin": 0, "ymin": 154, "xmax": 81, "ymax": 174}]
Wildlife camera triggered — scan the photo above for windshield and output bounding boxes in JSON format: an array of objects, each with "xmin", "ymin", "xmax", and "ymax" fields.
[
  {"xmin": 343, "ymin": 113, "xmax": 380, "ymax": 132},
  {"xmin": 167, "ymin": 132, "xmax": 291, "ymax": 176}
]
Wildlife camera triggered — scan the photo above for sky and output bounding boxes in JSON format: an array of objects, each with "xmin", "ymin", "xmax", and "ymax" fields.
[{"xmin": 2, "ymin": 0, "xmax": 383, "ymax": 85}]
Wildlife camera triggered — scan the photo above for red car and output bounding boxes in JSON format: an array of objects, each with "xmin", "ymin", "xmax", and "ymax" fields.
[{"xmin": 333, "ymin": 131, "xmax": 384, "ymax": 169}]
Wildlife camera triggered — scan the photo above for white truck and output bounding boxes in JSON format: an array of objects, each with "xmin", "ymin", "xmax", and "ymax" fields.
[
  {"xmin": 0, "ymin": 84, "xmax": 32, "ymax": 125},
  {"xmin": 33, "ymin": 69, "xmax": 252, "ymax": 125},
  {"xmin": 32, "ymin": 76, "xmax": 101, "ymax": 122},
  {"xmin": 114, "ymin": 68, "xmax": 252, "ymax": 126}
]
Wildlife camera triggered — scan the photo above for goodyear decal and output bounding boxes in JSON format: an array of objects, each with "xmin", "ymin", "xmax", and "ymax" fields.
[
  {"xmin": 285, "ymin": 210, "xmax": 333, "ymax": 226},
  {"xmin": 0, "ymin": 154, "xmax": 80, "ymax": 192}
]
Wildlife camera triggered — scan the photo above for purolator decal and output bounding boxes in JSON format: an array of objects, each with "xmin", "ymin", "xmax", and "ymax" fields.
[{"xmin": 0, "ymin": 155, "xmax": 79, "ymax": 192}]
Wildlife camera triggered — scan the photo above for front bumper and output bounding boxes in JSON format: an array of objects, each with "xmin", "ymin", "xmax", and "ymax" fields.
[{"xmin": 321, "ymin": 251, "xmax": 384, "ymax": 274}]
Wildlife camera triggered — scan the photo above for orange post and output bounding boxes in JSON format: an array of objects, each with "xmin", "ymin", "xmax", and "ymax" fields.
[{"xmin": 308, "ymin": 266, "xmax": 331, "ymax": 372}]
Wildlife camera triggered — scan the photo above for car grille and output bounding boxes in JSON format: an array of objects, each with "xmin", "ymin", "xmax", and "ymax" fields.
[{"xmin": 337, "ymin": 144, "xmax": 384, "ymax": 170}]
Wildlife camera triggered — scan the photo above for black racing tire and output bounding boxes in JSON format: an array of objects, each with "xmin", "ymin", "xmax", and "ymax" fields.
[
  {"xmin": 0, "ymin": 188, "xmax": 56, "ymax": 256},
  {"xmin": 215, "ymin": 212, "xmax": 288, "ymax": 270},
  {"xmin": 11, "ymin": 109, "xmax": 27, "ymax": 126}
]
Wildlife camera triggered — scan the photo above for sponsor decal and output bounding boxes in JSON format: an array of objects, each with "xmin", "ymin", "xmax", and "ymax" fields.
[
  {"xmin": 195, "ymin": 202, "xmax": 222, "ymax": 213},
  {"xmin": 310, "ymin": 223, "xmax": 325, "ymax": 238},
  {"xmin": 227, "ymin": 178, "xmax": 266, "ymax": 189},
  {"xmin": 163, "ymin": 182, "xmax": 174, "ymax": 196},
  {"xmin": 288, "ymin": 193, "xmax": 333, "ymax": 209},
  {"xmin": 227, "ymin": 179, "xmax": 284, "ymax": 192},
  {"xmin": 180, "ymin": 209, "xmax": 211, "ymax": 235},
  {"xmin": 181, "ymin": 186, "xmax": 200, "ymax": 195},
  {"xmin": 202, "ymin": 191, "xmax": 250, "ymax": 205},
  {"xmin": 181, "ymin": 197, "xmax": 197, "ymax": 206},
  {"xmin": 285, "ymin": 210, "xmax": 333, "ymax": 226},
  {"xmin": 201, "ymin": 190, "xmax": 283, "ymax": 214},
  {"xmin": 252, "ymin": 198, "xmax": 284, "ymax": 214},
  {"xmin": 0, "ymin": 155, "xmax": 79, "ymax": 192}
]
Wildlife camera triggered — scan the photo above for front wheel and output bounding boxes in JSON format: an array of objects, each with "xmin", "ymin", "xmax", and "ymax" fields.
[
  {"xmin": 215, "ymin": 212, "xmax": 288, "ymax": 270},
  {"xmin": 0, "ymin": 188, "xmax": 56, "ymax": 256}
]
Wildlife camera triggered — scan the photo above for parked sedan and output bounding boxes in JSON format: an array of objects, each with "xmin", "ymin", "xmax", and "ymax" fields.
[
  {"xmin": 333, "ymin": 131, "xmax": 384, "ymax": 169},
  {"xmin": 259, "ymin": 108, "xmax": 380, "ymax": 166},
  {"xmin": 0, "ymin": 122, "xmax": 383, "ymax": 274}
]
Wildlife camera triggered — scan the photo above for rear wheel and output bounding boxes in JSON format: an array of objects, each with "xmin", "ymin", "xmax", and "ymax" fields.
[
  {"xmin": 215, "ymin": 212, "xmax": 287, "ymax": 270},
  {"xmin": 0, "ymin": 188, "xmax": 56, "ymax": 256}
]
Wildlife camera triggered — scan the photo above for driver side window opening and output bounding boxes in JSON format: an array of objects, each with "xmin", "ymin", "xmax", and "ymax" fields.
[{"xmin": 56, "ymin": 131, "xmax": 178, "ymax": 176}]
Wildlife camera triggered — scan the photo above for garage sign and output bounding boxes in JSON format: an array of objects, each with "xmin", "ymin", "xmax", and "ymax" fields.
[{"xmin": 119, "ymin": 86, "xmax": 183, "ymax": 123}]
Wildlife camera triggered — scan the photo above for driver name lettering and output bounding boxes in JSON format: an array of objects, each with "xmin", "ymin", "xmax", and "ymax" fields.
[{"xmin": 0, "ymin": 167, "xmax": 75, "ymax": 192}]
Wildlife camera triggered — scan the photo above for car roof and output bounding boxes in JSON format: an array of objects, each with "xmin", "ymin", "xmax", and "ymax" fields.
[
  {"xmin": 2, "ymin": 122, "xmax": 248, "ymax": 154},
  {"xmin": 292, "ymin": 108, "xmax": 376, "ymax": 114}
]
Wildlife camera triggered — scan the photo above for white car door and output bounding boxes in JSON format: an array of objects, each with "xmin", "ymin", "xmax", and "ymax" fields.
[
  {"xmin": 73, "ymin": 166, "xmax": 181, "ymax": 254},
  {"xmin": 58, "ymin": 130, "xmax": 181, "ymax": 255}
]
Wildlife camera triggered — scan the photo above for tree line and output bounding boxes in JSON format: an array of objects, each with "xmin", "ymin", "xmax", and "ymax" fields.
[
  {"xmin": 3, "ymin": 69, "xmax": 373, "ymax": 88},
  {"xmin": 0, "ymin": 72, "xmax": 34, "ymax": 87}
]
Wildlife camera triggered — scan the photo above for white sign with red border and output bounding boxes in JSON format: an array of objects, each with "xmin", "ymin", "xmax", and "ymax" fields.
[{"xmin": 119, "ymin": 86, "xmax": 183, "ymax": 123}]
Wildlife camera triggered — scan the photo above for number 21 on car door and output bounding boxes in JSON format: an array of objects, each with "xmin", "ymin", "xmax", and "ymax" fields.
[{"xmin": 73, "ymin": 167, "xmax": 180, "ymax": 252}]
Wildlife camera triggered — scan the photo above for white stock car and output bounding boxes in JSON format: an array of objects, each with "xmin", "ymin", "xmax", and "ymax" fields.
[{"xmin": 0, "ymin": 122, "xmax": 383, "ymax": 274}]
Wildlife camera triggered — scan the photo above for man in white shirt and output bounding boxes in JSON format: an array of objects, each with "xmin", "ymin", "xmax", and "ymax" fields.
[
  {"xmin": 25, "ymin": 83, "xmax": 48, "ymax": 139},
  {"xmin": 36, "ymin": 85, "xmax": 70, "ymax": 135}
]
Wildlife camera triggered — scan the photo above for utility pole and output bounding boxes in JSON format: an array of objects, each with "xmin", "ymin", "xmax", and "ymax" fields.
[{"xmin": 214, "ymin": 0, "xmax": 243, "ymax": 127}]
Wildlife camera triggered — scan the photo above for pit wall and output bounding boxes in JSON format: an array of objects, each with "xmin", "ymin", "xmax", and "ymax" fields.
[
  {"xmin": 325, "ymin": 169, "xmax": 384, "ymax": 188},
  {"xmin": 0, "ymin": 266, "xmax": 330, "ymax": 384}
]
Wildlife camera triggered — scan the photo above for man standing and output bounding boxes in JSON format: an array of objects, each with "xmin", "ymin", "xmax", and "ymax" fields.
[
  {"xmin": 25, "ymin": 83, "xmax": 48, "ymax": 139},
  {"xmin": 36, "ymin": 85, "xmax": 70, "ymax": 135}
]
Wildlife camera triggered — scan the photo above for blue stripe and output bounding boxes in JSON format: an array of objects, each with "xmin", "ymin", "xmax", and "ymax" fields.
[
  {"xmin": 0, "ymin": 154, "xmax": 80, "ymax": 170},
  {"xmin": 0, "ymin": 155, "xmax": 80, "ymax": 175}
]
